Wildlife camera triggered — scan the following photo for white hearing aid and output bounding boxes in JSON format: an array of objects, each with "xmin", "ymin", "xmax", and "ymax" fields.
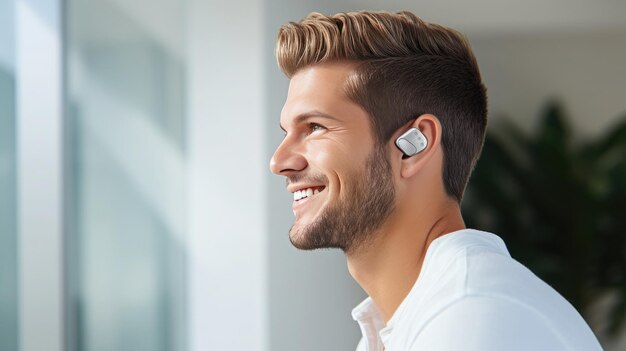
[{"xmin": 395, "ymin": 128, "xmax": 428, "ymax": 157}]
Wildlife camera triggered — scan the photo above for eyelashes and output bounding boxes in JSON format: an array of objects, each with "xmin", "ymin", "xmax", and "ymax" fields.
[
  {"xmin": 308, "ymin": 122, "xmax": 326, "ymax": 133},
  {"xmin": 280, "ymin": 122, "xmax": 327, "ymax": 138}
]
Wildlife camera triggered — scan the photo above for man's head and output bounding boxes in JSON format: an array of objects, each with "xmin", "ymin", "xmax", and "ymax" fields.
[{"xmin": 270, "ymin": 11, "xmax": 487, "ymax": 254}]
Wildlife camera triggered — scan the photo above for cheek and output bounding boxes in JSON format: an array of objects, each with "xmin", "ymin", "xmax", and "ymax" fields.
[
  {"xmin": 310, "ymin": 133, "xmax": 371, "ymax": 165},
  {"xmin": 308, "ymin": 144, "xmax": 373, "ymax": 202},
  {"xmin": 306, "ymin": 140, "xmax": 350, "ymax": 168}
]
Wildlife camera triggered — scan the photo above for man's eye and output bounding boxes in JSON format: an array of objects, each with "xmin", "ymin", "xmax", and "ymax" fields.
[{"xmin": 309, "ymin": 123, "xmax": 325, "ymax": 133}]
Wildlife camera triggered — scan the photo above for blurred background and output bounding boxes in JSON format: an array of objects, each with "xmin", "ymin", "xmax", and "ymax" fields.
[{"xmin": 1, "ymin": 0, "xmax": 625, "ymax": 350}]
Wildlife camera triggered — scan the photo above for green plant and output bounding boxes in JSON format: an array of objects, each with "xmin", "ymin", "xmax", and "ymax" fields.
[{"xmin": 463, "ymin": 101, "xmax": 626, "ymax": 335}]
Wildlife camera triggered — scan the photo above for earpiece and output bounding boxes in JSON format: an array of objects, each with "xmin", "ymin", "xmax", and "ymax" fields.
[{"xmin": 395, "ymin": 128, "xmax": 428, "ymax": 157}]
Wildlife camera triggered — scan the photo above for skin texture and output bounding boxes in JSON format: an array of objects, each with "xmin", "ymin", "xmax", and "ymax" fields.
[{"xmin": 270, "ymin": 62, "xmax": 466, "ymax": 323}]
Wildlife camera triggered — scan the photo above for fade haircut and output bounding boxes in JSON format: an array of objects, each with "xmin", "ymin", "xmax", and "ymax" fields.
[{"xmin": 276, "ymin": 11, "xmax": 487, "ymax": 202}]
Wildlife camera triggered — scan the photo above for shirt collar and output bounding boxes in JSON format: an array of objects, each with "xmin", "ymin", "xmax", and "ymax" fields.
[{"xmin": 352, "ymin": 297, "xmax": 386, "ymax": 350}]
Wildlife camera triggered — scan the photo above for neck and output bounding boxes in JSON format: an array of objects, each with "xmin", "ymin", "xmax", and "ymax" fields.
[{"xmin": 346, "ymin": 200, "xmax": 465, "ymax": 324}]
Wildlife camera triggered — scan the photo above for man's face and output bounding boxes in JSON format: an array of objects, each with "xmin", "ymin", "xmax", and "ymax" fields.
[{"xmin": 270, "ymin": 63, "xmax": 396, "ymax": 254}]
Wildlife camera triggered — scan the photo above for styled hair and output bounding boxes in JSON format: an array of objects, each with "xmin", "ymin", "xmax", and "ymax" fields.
[{"xmin": 276, "ymin": 11, "xmax": 487, "ymax": 202}]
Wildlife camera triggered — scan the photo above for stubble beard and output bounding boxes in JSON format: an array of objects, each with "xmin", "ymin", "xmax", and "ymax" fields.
[{"xmin": 289, "ymin": 146, "xmax": 396, "ymax": 254}]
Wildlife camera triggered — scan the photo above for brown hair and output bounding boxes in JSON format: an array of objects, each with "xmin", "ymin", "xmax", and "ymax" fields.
[{"xmin": 276, "ymin": 11, "xmax": 487, "ymax": 202}]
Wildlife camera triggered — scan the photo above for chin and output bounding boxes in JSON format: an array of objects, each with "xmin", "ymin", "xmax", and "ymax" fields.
[
  {"xmin": 288, "ymin": 225, "xmax": 315, "ymax": 250},
  {"xmin": 289, "ymin": 223, "xmax": 347, "ymax": 252}
]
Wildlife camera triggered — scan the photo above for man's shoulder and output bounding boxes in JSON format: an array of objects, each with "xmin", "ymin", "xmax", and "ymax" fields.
[
  {"xmin": 388, "ymin": 229, "xmax": 602, "ymax": 350},
  {"xmin": 404, "ymin": 294, "xmax": 600, "ymax": 350},
  {"xmin": 390, "ymin": 273, "xmax": 602, "ymax": 350},
  {"xmin": 423, "ymin": 229, "xmax": 560, "ymax": 304},
  {"xmin": 419, "ymin": 230, "xmax": 587, "ymax": 326}
]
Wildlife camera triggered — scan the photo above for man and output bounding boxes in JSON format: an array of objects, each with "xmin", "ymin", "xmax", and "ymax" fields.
[{"xmin": 270, "ymin": 11, "xmax": 602, "ymax": 351}]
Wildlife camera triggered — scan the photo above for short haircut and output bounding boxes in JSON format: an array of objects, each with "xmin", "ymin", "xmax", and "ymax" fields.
[{"xmin": 276, "ymin": 11, "xmax": 488, "ymax": 203}]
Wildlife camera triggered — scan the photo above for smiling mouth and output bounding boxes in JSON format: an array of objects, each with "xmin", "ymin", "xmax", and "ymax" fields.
[{"xmin": 293, "ymin": 186, "xmax": 326, "ymax": 201}]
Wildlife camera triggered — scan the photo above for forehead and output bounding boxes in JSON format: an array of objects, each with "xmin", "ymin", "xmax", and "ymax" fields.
[{"xmin": 280, "ymin": 62, "xmax": 368, "ymax": 128}]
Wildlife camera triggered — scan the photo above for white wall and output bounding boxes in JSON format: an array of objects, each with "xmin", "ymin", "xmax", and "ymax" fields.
[
  {"xmin": 187, "ymin": 1, "xmax": 268, "ymax": 350},
  {"xmin": 471, "ymin": 29, "xmax": 626, "ymax": 137},
  {"xmin": 17, "ymin": 0, "xmax": 64, "ymax": 350}
]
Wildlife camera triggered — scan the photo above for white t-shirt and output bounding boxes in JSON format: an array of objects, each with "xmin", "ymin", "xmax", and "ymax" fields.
[{"xmin": 352, "ymin": 229, "xmax": 602, "ymax": 351}]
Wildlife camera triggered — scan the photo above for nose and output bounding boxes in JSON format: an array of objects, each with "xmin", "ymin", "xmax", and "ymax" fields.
[{"xmin": 270, "ymin": 136, "xmax": 307, "ymax": 175}]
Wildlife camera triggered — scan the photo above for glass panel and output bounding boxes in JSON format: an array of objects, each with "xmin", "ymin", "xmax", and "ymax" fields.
[
  {"xmin": 65, "ymin": 1, "xmax": 187, "ymax": 350},
  {"xmin": 0, "ymin": 0, "xmax": 17, "ymax": 349}
]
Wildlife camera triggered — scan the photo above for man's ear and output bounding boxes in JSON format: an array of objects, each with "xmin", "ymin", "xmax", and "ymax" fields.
[{"xmin": 393, "ymin": 114, "xmax": 441, "ymax": 179}]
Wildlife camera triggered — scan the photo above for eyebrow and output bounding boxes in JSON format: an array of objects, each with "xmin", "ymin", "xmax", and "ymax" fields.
[{"xmin": 280, "ymin": 110, "xmax": 341, "ymax": 132}]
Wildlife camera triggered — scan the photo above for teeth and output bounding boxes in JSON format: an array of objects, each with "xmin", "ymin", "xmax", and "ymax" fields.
[{"xmin": 293, "ymin": 187, "xmax": 322, "ymax": 201}]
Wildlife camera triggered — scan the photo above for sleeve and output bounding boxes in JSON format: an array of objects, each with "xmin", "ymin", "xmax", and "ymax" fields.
[{"xmin": 407, "ymin": 296, "xmax": 569, "ymax": 351}]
